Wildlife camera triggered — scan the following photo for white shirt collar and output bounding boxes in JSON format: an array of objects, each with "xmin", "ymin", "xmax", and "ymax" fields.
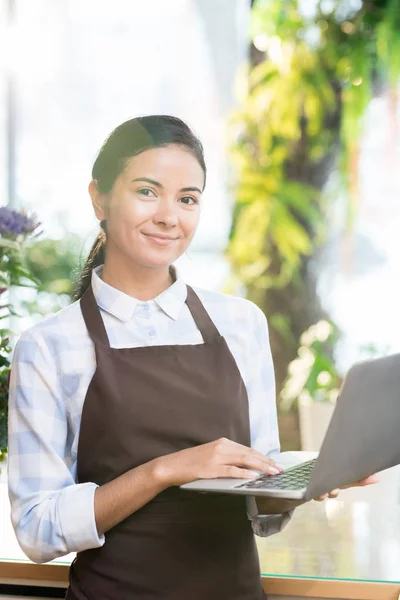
[{"xmin": 91, "ymin": 264, "xmax": 187, "ymax": 322}]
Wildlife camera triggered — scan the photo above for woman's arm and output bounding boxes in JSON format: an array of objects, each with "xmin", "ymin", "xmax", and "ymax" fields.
[
  {"xmin": 94, "ymin": 436, "xmax": 281, "ymax": 534},
  {"xmin": 8, "ymin": 329, "xmax": 174, "ymax": 561},
  {"xmin": 8, "ymin": 329, "xmax": 105, "ymax": 563},
  {"xmin": 93, "ymin": 461, "xmax": 164, "ymax": 535}
]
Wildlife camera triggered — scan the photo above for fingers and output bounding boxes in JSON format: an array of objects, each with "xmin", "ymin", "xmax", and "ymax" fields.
[
  {"xmin": 247, "ymin": 447, "xmax": 282, "ymax": 470},
  {"xmin": 314, "ymin": 489, "xmax": 340, "ymax": 501},
  {"xmin": 217, "ymin": 439, "xmax": 283, "ymax": 474},
  {"xmin": 221, "ymin": 466, "xmax": 260, "ymax": 480},
  {"xmin": 250, "ymin": 450, "xmax": 283, "ymax": 472},
  {"xmin": 227, "ymin": 453, "xmax": 281, "ymax": 475},
  {"xmin": 315, "ymin": 472, "xmax": 380, "ymax": 501},
  {"xmin": 341, "ymin": 474, "xmax": 380, "ymax": 490},
  {"xmin": 314, "ymin": 493, "xmax": 329, "ymax": 501},
  {"xmin": 221, "ymin": 439, "xmax": 280, "ymax": 465},
  {"xmin": 353, "ymin": 474, "xmax": 380, "ymax": 486}
]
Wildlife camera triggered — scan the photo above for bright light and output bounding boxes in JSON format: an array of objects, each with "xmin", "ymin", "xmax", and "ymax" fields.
[
  {"xmin": 2, "ymin": 21, "xmax": 59, "ymax": 82},
  {"xmin": 252, "ymin": 34, "xmax": 284, "ymax": 67},
  {"xmin": 317, "ymin": 371, "xmax": 332, "ymax": 386},
  {"xmin": 325, "ymin": 498, "xmax": 344, "ymax": 520},
  {"xmin": 253, "ymin": 33, "xmax": 269, "ymax": 52},
  {"xmin": 268, "ymin": 35, "xmax": 284, "ymax": 66}
]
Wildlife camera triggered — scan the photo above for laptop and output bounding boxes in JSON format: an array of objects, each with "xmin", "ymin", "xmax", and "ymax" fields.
[{"xmin": 181, "ymin": 353, "xmax": 400, "ymax": 501}]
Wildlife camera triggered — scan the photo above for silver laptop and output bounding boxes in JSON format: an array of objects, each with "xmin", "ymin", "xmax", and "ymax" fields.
[{"xmin": 181, "ymin": 353, "xmax": 400, "ymax": 500}]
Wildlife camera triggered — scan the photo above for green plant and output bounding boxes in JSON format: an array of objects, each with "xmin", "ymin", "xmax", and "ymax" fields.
[
  {"xmin": 280, "ymin": 320, "xmax": 342, "ymax": 411},
  {"xmin": 21, "ymin": 234, "xmax": 83, "ymax": 316},
  {"xmin": 280, "ymin": 322, "xmax": 389, "ymax": 413},
  {"xmin": 0, "ymin": 207, "xmax": 40, "ymax": 460},
  {"xmin": 228, "ymin": 0, "xmax": 400, "ymax": 398}
]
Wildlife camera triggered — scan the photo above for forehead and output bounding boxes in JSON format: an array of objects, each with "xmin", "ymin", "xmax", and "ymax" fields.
[{"xmin": 122, "ymin": 145, "xmax": 204, "ymax": 187}]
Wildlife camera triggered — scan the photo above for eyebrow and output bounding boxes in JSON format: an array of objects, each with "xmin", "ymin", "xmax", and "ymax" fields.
[{"xmin": 131, "ymin": 177, "xmax": 202, "ymax": 194}]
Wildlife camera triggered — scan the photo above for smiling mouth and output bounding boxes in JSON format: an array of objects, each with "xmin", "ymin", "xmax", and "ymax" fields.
[{"xmin": 142, "ymin": 233, "xmax": 179, "ymax": 246}]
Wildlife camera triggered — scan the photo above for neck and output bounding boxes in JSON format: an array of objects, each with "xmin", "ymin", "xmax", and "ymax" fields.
[{"xmin": 101, "ymin": 256, "xmax": 174, "ymax": 301}]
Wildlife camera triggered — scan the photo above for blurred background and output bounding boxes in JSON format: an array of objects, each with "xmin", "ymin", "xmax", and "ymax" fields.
[{"xmin": 1, "ymin": 0, "xmax": 400, "ymax": 453}]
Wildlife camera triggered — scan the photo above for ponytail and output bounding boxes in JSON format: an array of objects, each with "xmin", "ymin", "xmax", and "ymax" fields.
[{"xmin": 73, "ymin": 226, "xmax": 106, "ymax": 300}]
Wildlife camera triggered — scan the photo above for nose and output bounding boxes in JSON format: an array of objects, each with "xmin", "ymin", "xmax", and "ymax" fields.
[{"xmin": 153, "ymin": 198, "xmax": 179, "ymax": 228}]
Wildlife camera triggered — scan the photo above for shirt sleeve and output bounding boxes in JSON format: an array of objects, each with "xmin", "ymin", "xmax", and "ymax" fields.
[
  {"xmin": 245, "ymin": 302, "xmax": 294, "ymax": 536},
  {"xmin": 246, "ymin": 301, "xmax": 280, "ymax": 456},
  {"xmin": 8, "ymin": 328, "xmax": 105, "ymax": 563}
]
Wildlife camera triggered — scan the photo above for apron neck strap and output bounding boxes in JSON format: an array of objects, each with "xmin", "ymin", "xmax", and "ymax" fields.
[
  {"xmin": 185, "ymin": 286, "xmax": 220, "ymax": 344},
  {"xmin": 80, "ymin": 283, "xmax": 111, "ymax": 347},
  {"xmin": 80, "ymin": 283, "xmax": 220, "ymax": 347}
]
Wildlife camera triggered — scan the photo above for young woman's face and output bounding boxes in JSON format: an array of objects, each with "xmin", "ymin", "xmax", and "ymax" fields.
[{"xmin": 92, "ymin": 144, "xmax": 205, "ymax": 270}]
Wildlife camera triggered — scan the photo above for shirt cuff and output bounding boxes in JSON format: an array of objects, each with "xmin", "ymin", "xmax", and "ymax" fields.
[
  {"xmin": 246, "ymin": 496, "xmax": 294, "ymax": 538},
  {"xmin": 250, "ymin": 511, "xmax": 294, "ymax": 537},
  {"xmin": 58, "ymin": 482, "xmax": 105, "ymax": 552}
]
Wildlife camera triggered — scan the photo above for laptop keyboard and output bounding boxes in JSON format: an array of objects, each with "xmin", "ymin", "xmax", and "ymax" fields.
[{"xmin": 235, "ymin": 458, "xmax": 317, "ymax": 491}]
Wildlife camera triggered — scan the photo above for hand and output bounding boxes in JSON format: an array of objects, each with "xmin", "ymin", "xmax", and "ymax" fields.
[
  {"xmin": 152, "ymin": 438, "xmax": 283, "ymax": 488},
  {"xmin": 314, "ymin": 473, "xmax": 380, "ymax": 501}
]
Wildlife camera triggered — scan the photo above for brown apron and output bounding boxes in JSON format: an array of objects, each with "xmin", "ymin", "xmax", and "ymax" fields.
[{"xmin": 66, "ymin": 283, "xmax": 266, "ymax": 600}]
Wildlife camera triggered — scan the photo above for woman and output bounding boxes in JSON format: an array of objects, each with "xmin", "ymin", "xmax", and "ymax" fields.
[{"xmin": 8, "ymin": 116, "xmax": 375, "ymax": 600}]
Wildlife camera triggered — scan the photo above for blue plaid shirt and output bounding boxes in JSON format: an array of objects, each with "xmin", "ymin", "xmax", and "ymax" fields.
[{"xmin": 8, "ymin": 265, "xmax": 291, "ymax": 563}]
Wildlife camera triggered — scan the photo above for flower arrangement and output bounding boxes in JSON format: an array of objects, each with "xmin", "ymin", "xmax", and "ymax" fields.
[
  {"xmin": 0, "ymin": 207, "xmax": 40, "ymax": 461},
  {"xmin": 280, "ymin": 320, "xmax": 342, "ymax": 411}
]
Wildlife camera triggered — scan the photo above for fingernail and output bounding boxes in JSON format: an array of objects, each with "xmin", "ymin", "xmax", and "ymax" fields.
[{"xmin": 268, "ymin": 466, "xmax": 280, "ymax": 475}]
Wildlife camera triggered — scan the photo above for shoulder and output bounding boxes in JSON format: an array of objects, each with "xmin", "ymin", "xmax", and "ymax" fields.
[
  {"xmin": 191, "ymin": 286, "xmax": 268, "ymax": 330},
  {"xmin": 14, "ymin": 299, "xmax": 85, "ymax": 356}
]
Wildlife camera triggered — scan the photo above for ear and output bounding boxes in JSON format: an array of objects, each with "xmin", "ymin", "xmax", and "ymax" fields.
[{"xmin": 89, "ymin": 180, "xmax": 107, "ymax": 222}]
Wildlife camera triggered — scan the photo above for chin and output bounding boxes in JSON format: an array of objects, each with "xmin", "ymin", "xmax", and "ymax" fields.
[
  {"xmin": 133, "ymin": 254, "xmax": 179, "ymax": 269},
  {"xmin": 122, "ymin": 243, "xmax": 184, "ymax": 269}
]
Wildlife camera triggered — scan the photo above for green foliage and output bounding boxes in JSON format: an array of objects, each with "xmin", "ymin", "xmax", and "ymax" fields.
[
  {"xmin": 227, "ymin": 0, "xmax": 400, "ymax": 400},
  {"xmin": 23, "ymin": 235, "xmax": 82, "ymax": 312},
  {"xmin": 0, "ymin": 334, "xmax": 11, "ymax": 457},
  {"xmin": 0, "ymin": 210, "xmax": 40, "ymax": 459},
  {"xmin": 280, "ymin": 320, "xmax": 342, "ymax": 411},
  {"xmin": 376, "ymin": 0, "xmax": 400, "ymax": 86},
  {"xmin": 0, "ymin": 226, "xmax": 82, "ymax": 458},
  {"xmin": 280, "ymin": 323, "xmax": 388, "ymax": 411},
  {"xmin": 0, "ymin": 238, "xmax": 40, "ymax": 290},
  {"xmin": 24, "ymin": 235, "xmax": 82, "ymax": 295}
]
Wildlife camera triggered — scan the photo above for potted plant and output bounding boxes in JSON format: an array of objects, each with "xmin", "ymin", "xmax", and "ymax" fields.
[
  {"xmin": 0, "ymin": 207, "xmax": 40, "ymax": 463},
  {"xmin": 280, "ymin": 320, "xmax": 342, "ymax": 451}
]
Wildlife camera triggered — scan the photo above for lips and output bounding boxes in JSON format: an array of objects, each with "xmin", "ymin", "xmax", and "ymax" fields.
[{"xmin": 142, "ymin": 233, "xmax": 178, "ymax": 246}]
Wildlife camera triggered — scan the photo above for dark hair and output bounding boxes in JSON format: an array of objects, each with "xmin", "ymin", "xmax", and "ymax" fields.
[{"xmin": 73, "ymin": 115, "xmax": 206, "ymax": 300}]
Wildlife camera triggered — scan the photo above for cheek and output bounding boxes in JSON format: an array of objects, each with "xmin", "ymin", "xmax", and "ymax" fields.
[
  {"xmin": 109, "ymin": 194, "xmax": 153, "ymax": 226},
  {"xmin": 181, "ymin": 210, "xmax": 201, "ymax": 238}
]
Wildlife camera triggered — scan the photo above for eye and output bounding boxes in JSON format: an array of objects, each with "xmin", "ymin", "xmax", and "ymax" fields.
[
  {"xmin": 138, "ymin": 188, "xmax": 156, "ymax": 197},
  {"xmin": 180, "ymin": 196, "xmax": 199, "ymax": 206}
]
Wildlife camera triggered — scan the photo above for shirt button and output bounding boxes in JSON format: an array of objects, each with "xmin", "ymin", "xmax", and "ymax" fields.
[
  {"xmin": 148, "ymin": 329, "xmax": 156, "ymax": 337},
  {"xmin": 139, "ymin": 304, "xmax": 151, "ymax": 319}
]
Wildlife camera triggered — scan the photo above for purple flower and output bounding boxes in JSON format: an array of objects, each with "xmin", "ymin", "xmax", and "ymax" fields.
[{"xmin": 0, "ymin": 208, "xmax": 39, "ymax": 238}]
